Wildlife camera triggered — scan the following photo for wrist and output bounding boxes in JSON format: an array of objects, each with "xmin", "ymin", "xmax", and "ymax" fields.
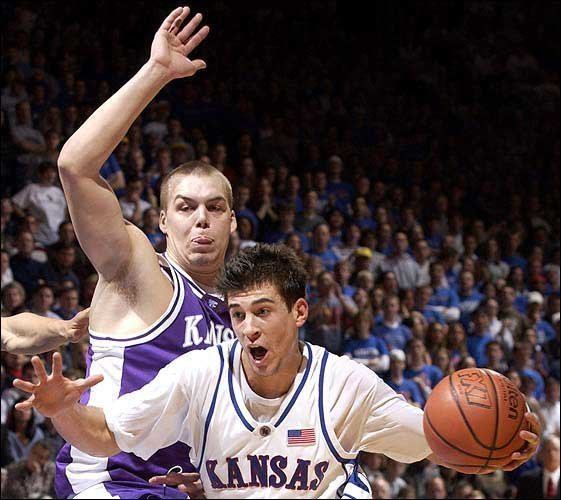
[{"xmin": 141, "ymin": 60, "xmax": 173, "ymax": 87}]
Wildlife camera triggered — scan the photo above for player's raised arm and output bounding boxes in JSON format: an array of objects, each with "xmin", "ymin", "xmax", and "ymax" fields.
[
  {"xmin": 1, "ymin": 309, "xmax": 89, "ymax": 355},
  {"xmin": 57, "ymin": 6, "xmax": 209, "ymax": 280}
]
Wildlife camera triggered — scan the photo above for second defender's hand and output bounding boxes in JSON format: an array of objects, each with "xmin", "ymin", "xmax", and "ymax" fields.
[
  {"xmin": 13, "ymin": 352, "xmax": 103, "ymax": 418},
  {"xmin": 151, "ymin": 6, "xmax": 209, "ymax": 80}
]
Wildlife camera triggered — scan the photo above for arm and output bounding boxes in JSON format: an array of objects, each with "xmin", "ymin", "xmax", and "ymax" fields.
[
  {"xmin": 1, "ymin": 309, "xmax": 89, "ymax": 354},
  {"xmin": 57, "ymin": 7, "xmax": 208, "ymax": 280},
  {"xmin": 13, "ymin": 353, "xmax": 116, "ymax": 456},
  {"xmin": 15, "ymin": 351, "xmax": 196, "ymax": 460}
]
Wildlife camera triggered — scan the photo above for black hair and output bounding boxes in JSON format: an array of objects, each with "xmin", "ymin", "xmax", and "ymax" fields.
[{"xmin": 217, "ymin": 243, "xmax": 307, "ymax": 310}]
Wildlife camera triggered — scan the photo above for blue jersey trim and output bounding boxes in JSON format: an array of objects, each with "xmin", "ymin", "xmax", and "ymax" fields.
[
  {"xmin": 197, "ymin": 345, "xmax": 225, "ymax": 472},
  {"xmin": 318, "ymin": 350, "xmax": 353, "ymax": 464},
  {"xmin": 88, "ymin": 265, "xmax": 182, "ymax": 342},
  {"xmin": 228, "ymin": 340, "xmax": 255, "ymax": 432},
  {"xmin": 273, "ymin": 342, "xmax": 313, "ymax": 428}
]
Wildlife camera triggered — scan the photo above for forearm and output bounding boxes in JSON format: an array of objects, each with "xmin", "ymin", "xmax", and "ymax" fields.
[
  {"xmin": 58, "ymin": 61, "xmax": 170, "ymax": 177},
  {"xmin": 1, "ymin": 313, "xmax": 70, "ymax": 354},
  {"xmin": 53, "ymin": 404, "xmax": 120, "ymax": 457}
]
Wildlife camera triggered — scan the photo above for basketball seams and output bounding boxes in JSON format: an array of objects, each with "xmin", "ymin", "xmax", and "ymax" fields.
[
  {"xmin": 481, "ymin": 369, "xmax": 500, "ymax": 472},
  {"xmin": 448, "ymin": 374, "xmax": 496, "ymax": 451},
  {"xmin": 424, "ymin": 408, "xmax": 517, "ymax": 461}
]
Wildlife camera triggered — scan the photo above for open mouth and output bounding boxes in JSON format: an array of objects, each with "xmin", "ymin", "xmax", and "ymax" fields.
[{"xmin": 249, "ymin": 346, "xmax": 268, "ymax": 362}]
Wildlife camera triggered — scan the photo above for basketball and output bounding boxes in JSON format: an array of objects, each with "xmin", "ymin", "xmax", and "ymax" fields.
[{"xmin": 423, "ymin": 368, "xmax": 527, "ymax": 474}]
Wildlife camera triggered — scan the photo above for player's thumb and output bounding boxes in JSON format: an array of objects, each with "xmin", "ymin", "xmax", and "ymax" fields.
[
  {"xmin": 78, "ymin": 373, "xmax": 104, "ymax": 391},
  {"xmin": 192, "ymin": 59, "xmax": 207, "ymax": 72}
]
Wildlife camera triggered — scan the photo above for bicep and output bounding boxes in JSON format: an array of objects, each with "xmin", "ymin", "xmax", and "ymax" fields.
[
  {"xmin": 360, "ymin": 381, "xmax": 431, "ymax": 463},
  {"xmin": 59, "ymin": 168, "xmax": 134, "ymax": 280}
]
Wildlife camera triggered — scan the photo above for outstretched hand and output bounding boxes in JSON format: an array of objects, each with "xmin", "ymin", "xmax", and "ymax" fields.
[
  {"xmin": 151, "ymin": 6, "xmax": 209, "ymax": 80},
  {"xmin": 13, "ymin": 352, "xmax": 103, "ymax": 418}
]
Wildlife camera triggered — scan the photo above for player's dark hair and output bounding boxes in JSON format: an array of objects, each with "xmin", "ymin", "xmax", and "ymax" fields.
[{"xmin": 217, "ymin": 243, "xmax": 307, "ymax": 310}]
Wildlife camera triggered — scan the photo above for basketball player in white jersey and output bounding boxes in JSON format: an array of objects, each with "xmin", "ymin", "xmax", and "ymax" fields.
[
  {"xmin": 48, "ymin": 6, "xmax": 237, "ymax": 498},
  {"xmin": 2, "ymin": 309, "xmax": 89, "ymax": 354},
  {"xmin": 14, "ymin": 245, "xmax": 540, "ymax": 499}
]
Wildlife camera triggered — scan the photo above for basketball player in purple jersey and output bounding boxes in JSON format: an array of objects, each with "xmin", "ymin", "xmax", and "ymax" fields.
[{"xmin": 52, "ymin": 6, "xmax": 237, "ymax": 499}]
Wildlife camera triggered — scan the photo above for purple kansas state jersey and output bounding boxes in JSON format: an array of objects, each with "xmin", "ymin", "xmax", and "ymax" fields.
[{"xmin": 55, "ymin": 253, "xmax": 234, "ymax": 499}]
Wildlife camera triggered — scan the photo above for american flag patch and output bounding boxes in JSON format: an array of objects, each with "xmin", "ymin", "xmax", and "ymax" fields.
[{"xmin": 287, "ymin": 428, "xmax": 316, "ymax": 446}]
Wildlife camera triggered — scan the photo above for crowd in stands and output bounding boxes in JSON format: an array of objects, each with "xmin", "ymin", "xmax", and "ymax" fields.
[{"xmin": 1, "ymin": 0, "xmax": 559, "ymax": 498}]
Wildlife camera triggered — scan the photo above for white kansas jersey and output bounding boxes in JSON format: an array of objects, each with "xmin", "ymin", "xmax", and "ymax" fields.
[{"xmin": 106, "ymin": 340, "xmax": 431, "ymax": 499}]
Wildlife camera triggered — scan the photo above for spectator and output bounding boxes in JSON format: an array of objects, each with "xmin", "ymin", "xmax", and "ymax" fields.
[
  {"xmin": 308, "ymin": 222, "xmax": 340, "ymax": 272},
  {"xmin": 467, "ymin": 308, "xmax": 494, "ymax": 367},
  {"xmin": 458, "ymin": 270, "xmax": 485, "ymax": 327},
  {"xmin": 1, "ymin": 249, "xmax": 13, "ymax": 289},
  {"xmin": 53, "ymin": 286, "xmax": 81, "ymax": 320},
  {"xmin": 425, "ymin": 476, "xmax": 447, "ymax": 499},
  {"xmin": 306, "ymin": 271, "xmax": 344, "ymax": 354},
  {"xmin": 11, "ymin": 161, "xmax": 67, "ymax": 246},
  {"xmin": 538, "ymin": 378, "xmax": 560, "ymax": 438},
  {"xmin": 141, "ymin": 207, "xmax": 165, "ymax": 252},
  {"xmin": 484, "ymin": 340, "xmax": 509, "ymax": 374},
  {"xmin": 5, "ymin": 398, "xmax": 45, "ymax": 463},
  {"xmin": 404, "ymin": 338, "xmax": 443, "ymax": 405},
  {"xmin": 380, "ymin": 231, "xmax": 422, "ymax": 290},
  {"xmin": 118, "ymin": 177, "xmax": 152, "ymax": 225},
  {"xmin": 373, "ymin": 295, "xmax": 412, "ymax": 351},
  {"xmin": 426, "ymin": 261, "xmax": 461, "ymax": 322},
  {"xmin": 1, "ymin": 281, "xmax": 27, "ymax": 316},
  {"xmin": 48, "ymin": 243, "xmax": 80, "ymax": 290},
  {"xmin": 30, "ymin": 284, "xmax": 60, "ymax": 319},
  {"xmin": 516, "ymin": 435, "xmax": 559, "ymax": 499},
  {"xmin": 385, "ymin": 349, "xmax": 424, "ymax": 407},
  {"xmin": 343, "ymin": 308, "xmax": 389, "ymax": 374},
  {"xmin": 510, "ymin": 341, "xmax": 545, "ymax": 401},
  {"xmin": 2, "ymin": 439, "xmax": 55, "ymax": 498}
]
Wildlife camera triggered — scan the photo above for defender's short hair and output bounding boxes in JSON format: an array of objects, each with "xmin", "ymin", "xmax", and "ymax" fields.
[
  {"xmin": 159, "ymin": 161, "xmax": 233, "ymax": 211},
  {"xmin": 217, "ymin": 243, "xmax": 307, "ymax": 309}
]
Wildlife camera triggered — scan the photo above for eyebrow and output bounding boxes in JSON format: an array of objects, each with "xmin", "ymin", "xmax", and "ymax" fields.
[
  {"xmin": 174, "ymin": 195, "xmax": 227, "ymax": 204},
  {"xmin": 228, "ymin": 298, "xmax": 276, "ymax": 310}
]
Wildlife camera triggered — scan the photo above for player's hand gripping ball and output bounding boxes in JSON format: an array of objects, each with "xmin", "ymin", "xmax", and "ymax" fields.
[{"xmin": 423, "ymin": 368, "xmax": 528, "ymax": 474}]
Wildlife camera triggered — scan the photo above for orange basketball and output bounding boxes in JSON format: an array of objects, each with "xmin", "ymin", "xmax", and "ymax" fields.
[{"xmin": 423, "ymin": 368, "xmax": 527, "ymax": 474}]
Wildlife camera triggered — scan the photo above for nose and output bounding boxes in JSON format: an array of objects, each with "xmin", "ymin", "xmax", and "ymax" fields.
[
  {"xmin": 194, "ymin": 204, "xmax": 210, "ymax": 228},
  {"xmin": 240, "ymin": 315, "xmax": 261, "ymax": 342}
]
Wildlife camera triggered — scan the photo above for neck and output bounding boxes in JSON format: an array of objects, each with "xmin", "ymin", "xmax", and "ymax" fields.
[
  {"xmin": 241, "ymin": 342, "xmax": 302, "ymax": 399},
  {"xmin": 167, "ymin": 249, "xmax": 219, "ymax": 293},
  {"xmin": 410, "ymin": 358, "xmax": 424, "ymax": 369}
]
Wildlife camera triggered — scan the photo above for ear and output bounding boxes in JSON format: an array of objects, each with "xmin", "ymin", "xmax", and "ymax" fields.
[
  {"xmin": 159, "ymin": 210, "xmax": 167, "ymax": 235},
  {"xmin": 230, "ymin": 210, "xmax": 237, "ymax": 234},
  {"xmin": 293, "ymin": 298, "xmax": 308, "ymax": 328}
]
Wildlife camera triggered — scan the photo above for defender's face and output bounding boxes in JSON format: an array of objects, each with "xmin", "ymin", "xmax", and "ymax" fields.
[
  {"xmin": 228, "ymin": 284, "xmax": 308, "ymax": 377},
  {"xmin": 160, "ymin": 175, "xmax": 236, "ymax": 271}
]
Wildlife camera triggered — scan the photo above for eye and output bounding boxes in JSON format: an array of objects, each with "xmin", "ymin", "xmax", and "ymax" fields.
[
  {"xmin": 257, "ymin": 308, "xmax": 269, "ymax": 316},
  {"xmin": 232, "ymin": 311, "xmax": 245, "ymax": 321}
]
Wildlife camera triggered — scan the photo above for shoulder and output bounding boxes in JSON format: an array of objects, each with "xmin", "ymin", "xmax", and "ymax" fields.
[{"xmin": 320, "ymin": 347, "xmax": 381, "ymax": 396}]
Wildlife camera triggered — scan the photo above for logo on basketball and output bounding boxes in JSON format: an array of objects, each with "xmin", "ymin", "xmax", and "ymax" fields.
[{"xmin": 457, "ymin": 371, "xmax": 492, "ymax": 409}]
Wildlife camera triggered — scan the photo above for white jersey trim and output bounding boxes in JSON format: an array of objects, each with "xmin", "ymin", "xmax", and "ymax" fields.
[{"xmin": 88, "ymin": 256, "xmax": 185, "ymax": 347}]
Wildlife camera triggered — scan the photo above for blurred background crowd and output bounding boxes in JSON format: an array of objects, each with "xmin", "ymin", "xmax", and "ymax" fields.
[{"xmin": 1, "ymin": 0, "xmax": 559, "ymax": 498}]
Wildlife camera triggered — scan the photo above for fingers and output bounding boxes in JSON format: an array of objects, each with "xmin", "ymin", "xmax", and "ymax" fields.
[
  {"xmin": 15, "ymin": 396, "xmax": 35, "ymax": 411},
  {"xmin": 520, "ymin": 429, "xmax": 540, "ymax": 446},
  {"xmin": 182, "ymin": 26, "xmax": 210, "ymax": 57},
  {"xmin": 52, "ymin": 352, "xmax": 63, "ymax": 377},
  {"xmin": 159, "ymin": 6, "xmax": 186, "ymax": 32},
  {"xmin": 13, "ymin": 378, "xmax": 36, "ymax": 393},
  {"xmin": 76, "ymin": 374, "xmax": 104, "ymax": 391},
  {"xmin": 177, "ymin": 12, "xmax": 204, "ymax": 44},
  {"xmin": 31, "ymin": 355, "xmax": 48, "ymax": 384},
  {"xmin": 149, "ymin": 472, "xmax": 200, "ymax": 486},
  {"xmin": 524, "ymin": 412, "xmax": 541, "ymax": 434},
  {"xmin": 170, "ymin": 6, "xmax": 191, "ymax": 35},
  {"xmin": 191, "ymin": 59, "xmax": 207, "ymax": 72}
]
